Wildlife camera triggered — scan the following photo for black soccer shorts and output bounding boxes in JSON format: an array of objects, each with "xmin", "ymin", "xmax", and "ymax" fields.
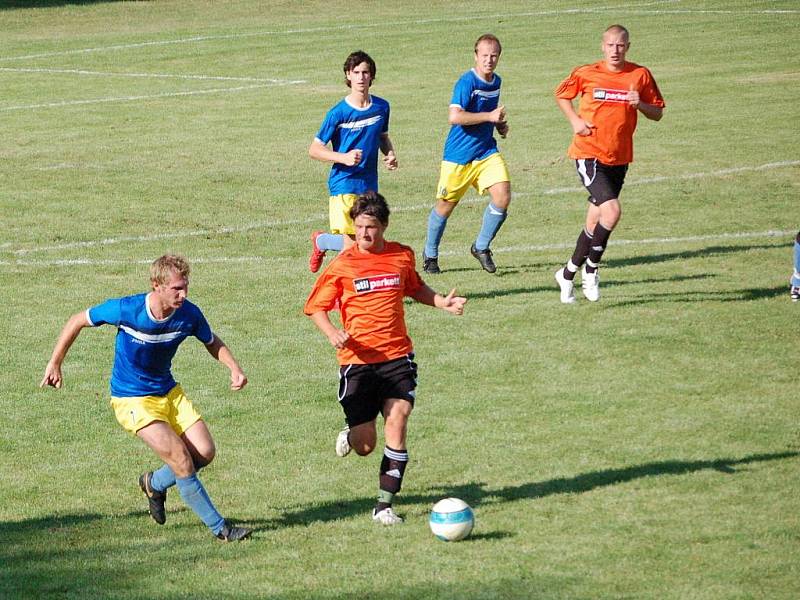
[
  {"xmin": 338, "ymin": 353, "xmax": 418, "ymax": 428},
  {"xmin": 574, "ymin": 158, "xmax": 629, "ymax": 205}
]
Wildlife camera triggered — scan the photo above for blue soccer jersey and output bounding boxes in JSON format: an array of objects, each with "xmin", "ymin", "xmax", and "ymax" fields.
[
  {"xmin": 442, "ymin": 69, "xmax": 502, "ymax": 165},
  {"xmin": 315, "ymin": 95, "xmax": 390, "ymax": 195},
  {"xmin": 87, "ymin": 293, "xmax": 214, "ymax": 397}
]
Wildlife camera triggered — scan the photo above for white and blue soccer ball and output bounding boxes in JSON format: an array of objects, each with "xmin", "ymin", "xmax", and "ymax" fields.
[{"xmin": 429, "ymin": 497, "xmax": 474, "ymax": 541}]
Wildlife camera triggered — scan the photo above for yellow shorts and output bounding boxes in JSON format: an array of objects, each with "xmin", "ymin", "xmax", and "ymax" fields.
[
  {"xmin": 110, "ymin": 384, "xmax": 202, "ymax": 436},
  {"xmin": 436, "ymin": 153, "xmax": 510, "ymax": 203},
  {"xmin": 328, "ymin": 193, "xmax": 359, "ymax": 235}
]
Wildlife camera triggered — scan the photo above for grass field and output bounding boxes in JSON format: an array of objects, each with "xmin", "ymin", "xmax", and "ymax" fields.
[{"xmin": 1, "ymin": 1, "xmax": 798, "ymax": 598}]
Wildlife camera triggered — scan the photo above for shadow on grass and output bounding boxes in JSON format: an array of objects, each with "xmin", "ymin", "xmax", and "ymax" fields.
[
  {"xmin": 605, "ymin": 242, "xmax": 785, "ymax": 269},
  {"xmin": 0, "ymin": 0, "xmax": 129, "ymax": 9},
  {"xmin": 608, "ymin": 284, "xmax": 787, "ymax": 307},
  {"xmin": 252, "ymin": 450, "xmax": 798, "ymax": 531}
]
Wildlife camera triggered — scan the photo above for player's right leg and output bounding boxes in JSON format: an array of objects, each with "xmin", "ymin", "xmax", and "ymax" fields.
[
  {"xmin": 309, "ymin": 194, "xmax": 357, "ymax": 272},
  {"xmin": 424, "ymin": 162, "xmax": 468, "ymax": 273}
]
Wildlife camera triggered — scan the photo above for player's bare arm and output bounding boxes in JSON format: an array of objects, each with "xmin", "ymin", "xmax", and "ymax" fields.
[
  {"xmin": 204, "ymin": 334, "xmax": 248, "ymax": 390},
  {"xmin": 556, "ymin": 97, "xmax": 594, "ymax": 136},
  {"xmin": 379, "ymin": 133, "xmax": 398, "ymax": 170},
  {"xmin": 309, "ymin": 310, "xmax": 351, "ymax": 349},
  {"xmin": 40, "ymin": 311, "xmax": 91, "ymax": 389},
  {"xmin": 411, "ymin": 285, "xmax": 467, "ymax": 315},
  {"xmin": 309, "ymin": 139, "xmax": 363, "ymax": 167},
  {"xmin": 448, "ymin": 104, "xmax": 506, "ymax": 127}
]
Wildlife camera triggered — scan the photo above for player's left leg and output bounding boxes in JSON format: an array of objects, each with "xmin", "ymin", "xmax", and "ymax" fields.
[
  {"xmin": 373, "ymin": 397, "xmax": 412, "ymax": 525},
  {"xmin": 791, "ymin": 231, "xmax": 800, "ymax": 302},
  {"xmin": 472, "ymin": 153, "xmax": 511, "ymax": 273}
]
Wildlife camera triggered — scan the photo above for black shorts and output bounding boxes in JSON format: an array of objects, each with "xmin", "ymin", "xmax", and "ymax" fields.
[
  {"xmin": 338, "ymin": 353, "xmax": 418, "ymax": 428},
  {"xmin": 574, "ymin": 159, "xmax": 628, "ymax": 206}
]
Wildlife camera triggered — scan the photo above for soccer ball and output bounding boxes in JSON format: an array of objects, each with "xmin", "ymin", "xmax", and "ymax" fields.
[{"xmin": 429, "ymin": 497, "xmax": 474, "ymax": 541}]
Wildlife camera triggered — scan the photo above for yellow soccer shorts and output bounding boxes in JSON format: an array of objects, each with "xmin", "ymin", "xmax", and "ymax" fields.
[
  {"xmin": 436, "ymin": 152, "xmax": 510, "ymax": 203},
  {"xmin": 328, "ymin": 193, "xmax": 359, "ymax": 235},
  {"xmin": 110, "ymin": 384, "xmax": 202, "ymax": 436}
]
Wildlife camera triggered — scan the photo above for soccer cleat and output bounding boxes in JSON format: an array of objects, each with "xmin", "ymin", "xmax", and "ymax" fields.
[
  {"xmin": 470, "ymin": 243, "xmax": 496, "ymax": 273},
  {"xmin": 139, "ymin": 472, "xmax": 167, "ymax": 525},
  {"xmin": 372, "ymin": 506, "xmax": 404, "ymax": 525},
  {"xmin": 791, "ymin": 284, "xmax": 800, "ymax": 302},
  {"xmin": 581, "ymin": 265, "xmax": 600, "ymax": 302},
  {"xmin": 216, "ymin": 521, "xmax": 252, "ymax": 542},
  {"xmin": 422, "ymin": 252, "xmax": 441, "ymax": 275},
  {"xmin": 335, "ymin": 427, "xmax": 351, "ymax": 457},
  {"xmin": 554, "ymin": 268, "xmax": 576, "ymax": 304},
  {"xmin": 309, "ymin": 231, "xmax": 326, "ymax": 273}
]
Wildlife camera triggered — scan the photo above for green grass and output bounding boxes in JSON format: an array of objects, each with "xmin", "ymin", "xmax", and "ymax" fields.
[{"xmin": 1, "ymin": 1, "xmax": 798, "ymax": 598}]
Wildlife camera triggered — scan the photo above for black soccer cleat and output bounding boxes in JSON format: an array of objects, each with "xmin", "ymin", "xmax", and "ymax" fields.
[
  {"xmin": 139, "ymin": 472, "xmax": 167, "ymax": 525},
  {"xmin": 791, "ymin": 284, "xmax": 800, "ymax": 302},
  {"xmin": 470, "ymin": 243, "xmax": 497, "ymax": 273},
  {"xmin": 423, "ymin": 252, "xmax": 441, "ymax": 275},
  {"xmin": 216, "ymin": 522, "xmax": 252, "ymax": 542}
]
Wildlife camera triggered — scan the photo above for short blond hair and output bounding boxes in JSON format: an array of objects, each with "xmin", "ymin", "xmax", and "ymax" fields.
[
  {"xmin": 150, "ymin": 254, "xmax": 191, "ymax": 285},
  {"xmin": 474, "ymin": 33, "xmax": 502, "ymax": 54}
]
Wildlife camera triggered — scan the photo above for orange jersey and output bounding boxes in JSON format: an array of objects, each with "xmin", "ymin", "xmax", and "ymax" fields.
[
  {"xmin": 554, "ymin": 61, "xmax": 665, "ymax": 165},
  {"xmin": 304, "ymin": 241, "xmax": 425, "ymax": 365}
]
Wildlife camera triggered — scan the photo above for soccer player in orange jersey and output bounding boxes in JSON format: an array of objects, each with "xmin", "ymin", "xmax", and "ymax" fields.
[
  {"xmin": 304, "ymin": 191, "xmax": 466, "ymax": 525},
  {"xmin": 554, "ymin": 25, "xmax": 665, "ymax": 303}
]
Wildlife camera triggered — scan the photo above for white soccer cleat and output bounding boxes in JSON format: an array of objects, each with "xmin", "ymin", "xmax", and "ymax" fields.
[
  {"xmin": 372, "ymin": 506, "xmax": 404, "ymax": 525},
  {"xmin": 335, "ymin": 428, "xmax": 351, "ymax": 457},
  {"xmin": 555, "ymin": 268, "xmax": 576, "ymax": 304},
  {"xmin": 581, "ymin": 265, "xmax": 600, "ymax": 302}
]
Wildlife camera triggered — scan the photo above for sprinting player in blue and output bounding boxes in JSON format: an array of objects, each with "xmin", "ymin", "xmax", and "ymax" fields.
[
  {"xmin": 791, "ymin": 231, "xmax": 800, "ymax": 301},
  {"xmin": 40, "ymin": 254, "xmax": 251, "ymax": 542},
  {"xmin": 422, "ymin": 33, "xmax": 511, "ymax": 275},
  {"xmin": 307, "ymin": 50, "xmax": 398, "ymax": 273}
]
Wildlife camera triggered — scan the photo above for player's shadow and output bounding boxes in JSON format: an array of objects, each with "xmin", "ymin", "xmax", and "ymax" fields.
[
  {"xmin": 252, "ymin": 450, "xmax": 797, "ymax": 531},
  {"xmin": 605, "ymin": 242, "xmax": 784, "ymax": 269},
  {"xmin": 0, "ymin": 0, "xmax": 126, "ymax": 8},
  {"xmin": 607, "ymin": 284, "xmax": 787, "ymax": 307}
]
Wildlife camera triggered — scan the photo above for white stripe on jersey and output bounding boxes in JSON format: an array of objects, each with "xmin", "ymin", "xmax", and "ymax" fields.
[
  {"xmin": 119, "ymin": 324, "xmax": 183, "ymax": 343},
  {"xmin": 338, "ymin": 115, "xmax": 382, "ymax": 130},
  {"xmin": 471, "ymin": 89, "xmax": 500, "ymax": 99}
]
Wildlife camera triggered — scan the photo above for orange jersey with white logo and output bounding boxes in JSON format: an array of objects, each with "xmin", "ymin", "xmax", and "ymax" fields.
[
  {"xmin": 554, "ymin": 61, "xmax": 665, "ymax": 165},
  {"xmin": 304, "ymin": 241, "xmax": 424, "ymax": 365}
]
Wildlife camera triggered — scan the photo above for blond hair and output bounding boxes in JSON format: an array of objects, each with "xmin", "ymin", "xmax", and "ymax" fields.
[{"xmin": 150, "ymin": 254, "xmax": 191, "ymax": 285}]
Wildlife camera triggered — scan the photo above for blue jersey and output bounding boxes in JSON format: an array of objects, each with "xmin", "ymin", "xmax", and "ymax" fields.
[
  {"xmin": 87, "ymin": 293, "xmax": 214, "ymax": 397},
  {"xmin": 315, "ymin": 95, "xmax": 390, "ymax": 195},
  {"xmin": 442, "ymin": 69, "xmax": 502, "ymax": 165}
]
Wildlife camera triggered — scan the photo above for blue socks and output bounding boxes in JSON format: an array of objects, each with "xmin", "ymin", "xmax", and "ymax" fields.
[
  {"xmin": 176, "ymin": 473, "xmax": 225, "ymax": 535},
  {"xmin": 316, "ymin": 233, "xmax": 344, "ymax": 252},
  {"xmin": 475, "ymin": 202, "xmax": 507, "ymax": 251},
  {"xmin": 793, "ymin": 237, "xmax": 800, "ymax": 286},
  {"xmin": 150, "ymin": 464, "xmax": 177, "ymax": 492},
  {"xmin": 424, "ymin": 209, "xmax": 448, "ymax": 258}
]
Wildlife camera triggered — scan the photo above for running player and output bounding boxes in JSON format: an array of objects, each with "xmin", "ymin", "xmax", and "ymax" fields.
[
  {"xmin": 791, "ymin": 231, "xmax": 800, "ymax": 301},
  {"xmin": 40, "ymin": 254, "xmax": 251, "ymax": 542},
  {"xmin": 422, "ymin": 33, "xmax": 511, "ymax": 275},
  {"xmin": 308, "ymin": 50, "xmax": 397, "ymax": 273},
  {"xmin": 554, "ymin": 25, "xmax": 665, "ymax": 303},
  {"xmin": 304, "ymin": 191, "xmax": 466, "ymax": 525}
]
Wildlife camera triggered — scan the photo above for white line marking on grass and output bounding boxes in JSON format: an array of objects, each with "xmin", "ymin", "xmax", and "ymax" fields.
[
  {"xmin": 0, "ymin": 66, "xmax": 295, "ymax": 83},
  {"xmin": 9, "ymin": 0, "xmax": 775, "ymax": 64},
  {"xmin": 542, "ymin": 160, "xmax": 800, "ymax": 195},
  {"xmin": 8, "ymin": 160, "xmax": 798, "ymax": 256},
  {"xmin": 2, "ymin": 230, "xmax": 793, "ymax": 268},
  {"xmin": 0, "ymin": 81, "xmax": 304, "ymax": 112}
]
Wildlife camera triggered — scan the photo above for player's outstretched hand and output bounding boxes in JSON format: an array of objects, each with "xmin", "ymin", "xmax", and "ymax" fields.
[
  {"xmin": 383, "ymin": 151, "xmax": 398, "ymax": 170},
  {"xmin": 40, "ymin": 362, "xmax": 63, "ymax": 389},
  {"xmin": 441, "ymin": 288, "xmax": 467, "ymax": 316},
  {"xmin": 230, "ymin": 369, "xmax": 248, "ymax": 391},
  {"xmin": 327, "ymin": 329, "xmax": 350, "ymax": 350}
]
